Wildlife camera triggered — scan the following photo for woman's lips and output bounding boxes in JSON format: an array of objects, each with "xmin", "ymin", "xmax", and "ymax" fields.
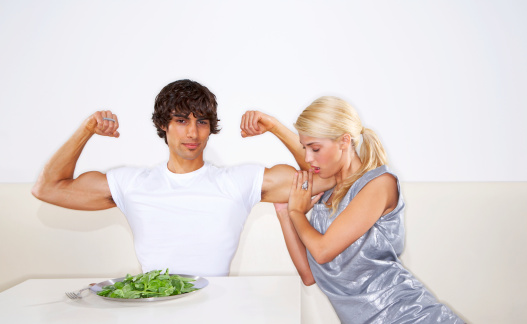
[{"xmin": 312, "ymin": 166, "xmax": 320, "ymax": 174}]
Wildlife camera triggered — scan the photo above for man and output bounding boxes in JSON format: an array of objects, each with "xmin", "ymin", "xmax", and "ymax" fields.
[{"xmin": 32, "ymin": 79, "xmax": 331, "ymax": 277}]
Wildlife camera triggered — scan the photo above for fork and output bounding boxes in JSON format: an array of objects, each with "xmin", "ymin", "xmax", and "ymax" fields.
[{"xmin": 65, "ymin": 284, "xmax": 96, "ymax": 300}]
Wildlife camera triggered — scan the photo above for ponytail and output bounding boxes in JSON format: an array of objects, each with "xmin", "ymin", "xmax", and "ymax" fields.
[
  {"xmin": 327, "ymin": 127, "xmax": 388, "ymax": 216},
  {"xmin": 359, "ymin": 127, "xmax": 388, "ymax": 172}
]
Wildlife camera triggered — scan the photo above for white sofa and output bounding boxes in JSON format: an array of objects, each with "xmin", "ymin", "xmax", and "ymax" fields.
[{"xmin": 1, "ymin": 182, "xmax": 526, "ymax": 323}]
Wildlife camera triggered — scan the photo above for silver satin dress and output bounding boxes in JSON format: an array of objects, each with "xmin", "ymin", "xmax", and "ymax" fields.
[{"xmin": 307, "ymin": 166, "xmax": 463, "ymax": 324}]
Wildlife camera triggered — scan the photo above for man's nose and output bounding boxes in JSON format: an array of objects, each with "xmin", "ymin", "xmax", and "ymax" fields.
[{"xmin": 187, "ymin": 122, "xmax": 198, "ymax": 138}]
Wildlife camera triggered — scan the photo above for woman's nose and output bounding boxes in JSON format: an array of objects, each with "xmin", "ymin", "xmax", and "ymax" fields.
[{"xmin": 304, "ymin": 151, "xmax": 313, "ymax": 163}]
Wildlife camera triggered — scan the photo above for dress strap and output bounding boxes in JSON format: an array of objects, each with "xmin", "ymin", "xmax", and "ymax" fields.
[{"xmin": 349, "ymin": 165, "xmax": 397, "ymax": 199}]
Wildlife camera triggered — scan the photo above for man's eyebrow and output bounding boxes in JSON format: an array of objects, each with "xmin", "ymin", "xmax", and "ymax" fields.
[{"xmin": 172, "ymin": 113, "xmax": 209, "ymax": 120}]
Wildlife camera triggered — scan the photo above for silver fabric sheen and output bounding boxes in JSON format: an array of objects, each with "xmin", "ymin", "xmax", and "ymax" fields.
[{"xmin": 307, "ymin": 166, "xmax": 463, "ymax": 323}]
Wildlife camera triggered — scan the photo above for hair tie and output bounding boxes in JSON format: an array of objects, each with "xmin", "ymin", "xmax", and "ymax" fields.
[{"xmin": 361, "ymin": 127, "xmax": 365, "ymax": 135}]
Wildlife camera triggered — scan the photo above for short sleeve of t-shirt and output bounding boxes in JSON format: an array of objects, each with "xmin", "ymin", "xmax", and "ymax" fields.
[
  {"xmin": 107, "ymin": 163, "xmax": 265, "ymax": 215},
  {"xmin": 106, "ymin": 166, "xmax": 144, "ymax": 215},
  {"xmin": 221, "ymin": 164, "xmax": 265, "ymax": 213}
]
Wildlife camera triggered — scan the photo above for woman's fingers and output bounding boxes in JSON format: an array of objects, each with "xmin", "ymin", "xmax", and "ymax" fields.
[
  {"xmin": 289, "ymin": 170, "xmax": 321, "ymax": 213},
  {"xmin": 301, "ymin": 170, "xmax": 311, "ymax": 193},
  {"xmin": 292, "ymin": 171, "xmax": 299, "ymax": 191},
  {"xmin": 308, "ymin": 169, "xmax": 314, "ymax": 190},
  {"xmin": 310, "ymin": 192, "xmax": 323, "ymax": 209}
]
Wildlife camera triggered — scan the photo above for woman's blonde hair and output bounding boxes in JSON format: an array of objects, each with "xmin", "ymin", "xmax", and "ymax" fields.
[{"xmin": 294, "ymin": 96, "xmax": 388, "ymax": 215}]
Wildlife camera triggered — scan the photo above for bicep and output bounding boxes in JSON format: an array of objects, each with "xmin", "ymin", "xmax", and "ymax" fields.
[
  {"xmin": 36, "ymin": 171, "xmax": 115, "ymax": 211},
  {"xmin": 320, "ymin": 174, "xmax": 398, "ymax": 261},
  {"xmin": 260, "ymin": 165, "xmax": 295, "ymax": 203},
  {"xmin": 260, "ymin": 165, "xmax": 336, "ymax": 203},
  {"xmin": 312, "ymin": 174, "xmax": 336, "ymax": 194}
]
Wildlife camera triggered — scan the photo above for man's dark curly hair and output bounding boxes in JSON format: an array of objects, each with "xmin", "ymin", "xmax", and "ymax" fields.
[{"xmin": 152, "ymin": 79, "xmax": 220, "ymax": 144}]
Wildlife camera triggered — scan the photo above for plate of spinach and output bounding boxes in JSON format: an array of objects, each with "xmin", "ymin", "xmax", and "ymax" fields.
[{"xmin": 89, "ymin": 269, "xmax": 208, "ymax": 302}]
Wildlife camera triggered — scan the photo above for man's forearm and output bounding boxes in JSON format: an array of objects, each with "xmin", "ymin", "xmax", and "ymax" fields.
[
  {"xmin": 35, "ymin": 125, "xmax": 94, "ymax": 191},
  {"xmin": 31, "ymin": 111, "xmax": 117, "ymax": 210},
  {"xmin": 269, "ymin": 122, "xmax": 310, "ymax": 171},
  {"xmin": 277, "ymin": 212, "xmax": 315, "ymax": 285}
]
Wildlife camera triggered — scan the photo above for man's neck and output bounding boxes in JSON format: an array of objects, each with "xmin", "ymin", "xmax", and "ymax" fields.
[{"xmin": 166, "ymin": 157, "xmax": 205, "ymax": 174}]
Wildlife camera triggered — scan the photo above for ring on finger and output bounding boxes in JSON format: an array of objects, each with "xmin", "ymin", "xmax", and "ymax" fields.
[
  {"xmin": 103, "ymin": 117, "xmax": 116, "ymax": 122},
  {"xmin": 301, "ymin": 180, "xmax": 308, "ymax": 190}
]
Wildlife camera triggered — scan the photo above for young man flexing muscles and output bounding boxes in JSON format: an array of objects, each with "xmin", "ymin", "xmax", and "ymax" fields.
[{"xmin": 32, "ymin": 79, "xmax": 333, "ymax": 277}]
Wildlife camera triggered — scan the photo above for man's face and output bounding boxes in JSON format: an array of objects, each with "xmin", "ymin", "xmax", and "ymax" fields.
[{"xmin": 163, "ymin": 113, "xmax": 211, "ymax": 161}]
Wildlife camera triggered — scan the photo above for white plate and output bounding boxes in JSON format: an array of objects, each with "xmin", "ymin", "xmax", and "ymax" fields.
[{"xmin": 89, "ymin": 274, "xmax": 208, "ymax": 302}]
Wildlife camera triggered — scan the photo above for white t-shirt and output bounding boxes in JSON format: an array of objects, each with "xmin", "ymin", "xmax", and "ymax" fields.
[{"xmin": 106, "ymin": 162, "xmax": 265, "ymax": 277}]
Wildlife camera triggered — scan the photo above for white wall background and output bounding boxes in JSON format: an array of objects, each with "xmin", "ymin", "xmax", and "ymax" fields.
[{"xmin": 1, "ymin": 0, "xmax": 526, "ymax": 183}]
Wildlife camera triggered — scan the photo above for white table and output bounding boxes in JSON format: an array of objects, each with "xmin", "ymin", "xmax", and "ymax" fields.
[{"xmin": 0, "ymin": 276, "xmax": 300, "ymax": 324}]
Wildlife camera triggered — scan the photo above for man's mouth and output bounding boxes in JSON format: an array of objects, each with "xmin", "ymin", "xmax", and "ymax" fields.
[{"xmin": 183, "ymin": 143, "xmax": 200, "ymax": 150}]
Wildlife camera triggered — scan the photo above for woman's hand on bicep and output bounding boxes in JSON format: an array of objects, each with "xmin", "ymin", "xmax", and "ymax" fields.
[
  {"xmin": 288, "ymin": 170, "xmax": 323, "ymax": 215},
  {"xmin": 261, "ymin": 166, "xmax": 323, "ymax": 205}
]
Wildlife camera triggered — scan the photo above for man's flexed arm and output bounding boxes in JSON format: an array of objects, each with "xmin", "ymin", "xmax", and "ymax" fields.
[
  {"xmin": 32, "ymin": 111, "xmax": 120, "ymax": 211},
  {"xmin": 260, "ymin": 164, "xmax": 334, "ymax": 203},
  {"xmin": 241, "ymin": 111, "xmax": 310, "ymax": 171}
]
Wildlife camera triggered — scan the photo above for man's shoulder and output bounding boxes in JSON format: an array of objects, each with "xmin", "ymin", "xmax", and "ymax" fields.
[
  {"xmin": 206, "ymin": 162, "xmax": 264, "ymax": 177},
  {"xmin": 107, "ymin": 164, "xmax": 164, "ymax": 184}
]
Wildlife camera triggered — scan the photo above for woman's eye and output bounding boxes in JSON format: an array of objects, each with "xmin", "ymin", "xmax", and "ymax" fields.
[{"xmin": 312, "ymin": 149, "xmax": 320, "ymax": 152}]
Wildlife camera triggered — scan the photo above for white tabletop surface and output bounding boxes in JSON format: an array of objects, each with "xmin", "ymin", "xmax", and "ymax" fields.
[{"xmin": 0, "ymin": 276, "xmax": 300, "ymax": 324}]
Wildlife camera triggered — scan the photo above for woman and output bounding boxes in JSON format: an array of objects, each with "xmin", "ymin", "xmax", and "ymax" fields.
[{"xmin": 240, "ymin": 96, "xmax": 463, "ymax": 323}]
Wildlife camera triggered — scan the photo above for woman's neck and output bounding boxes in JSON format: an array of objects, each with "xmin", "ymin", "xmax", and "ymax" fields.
[{"xmin": 334, "ymin": 153, "xmax": 362, "ymax": 190}]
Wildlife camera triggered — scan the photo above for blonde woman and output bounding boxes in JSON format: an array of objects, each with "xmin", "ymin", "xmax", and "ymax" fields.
[{"xmin": 240, "ymin": 97, "xmax": 462, "ymax": 324}]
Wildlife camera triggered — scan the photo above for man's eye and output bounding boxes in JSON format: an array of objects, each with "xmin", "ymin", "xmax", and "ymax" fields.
[
  {"xmin": 176, "ymin": 119, "xmax": 186, "ymax": 124},
  {"xmin": 198, "ymin": 120, "xmax": 209, "ymax": 125}
]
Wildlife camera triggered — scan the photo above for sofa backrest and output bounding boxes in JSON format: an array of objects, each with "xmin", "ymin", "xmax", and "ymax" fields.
[{"xmin": 1, "ymin": 182, "xmax": 526, "ymax": 324}]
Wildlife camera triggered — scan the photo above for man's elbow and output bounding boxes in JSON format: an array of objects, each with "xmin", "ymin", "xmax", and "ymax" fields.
[
  {"xmin": 31, "ymin": 180, "xmax": 56, "ymax": 203},
  {"xmin": 31, "ymin": 182, "xmax": 44, "ymax": 200}
]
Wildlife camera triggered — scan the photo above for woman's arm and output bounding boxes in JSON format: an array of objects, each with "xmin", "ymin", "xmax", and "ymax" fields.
[
  {"xmin": 274, "ymin": 202, "xmax": 316, "ymax": 286},
  {"xmin": 288, "ymin": 171, "xmax": 399, "ymax": 264},
  {"xmin": 240, "ymin": 111, "xmax": 310, "ymax": 171}
]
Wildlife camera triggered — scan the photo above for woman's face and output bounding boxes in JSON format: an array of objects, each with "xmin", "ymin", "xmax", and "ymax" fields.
[{"xmin": 299, "ymin": 134, "xmax": 344, "ymax": 179}]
